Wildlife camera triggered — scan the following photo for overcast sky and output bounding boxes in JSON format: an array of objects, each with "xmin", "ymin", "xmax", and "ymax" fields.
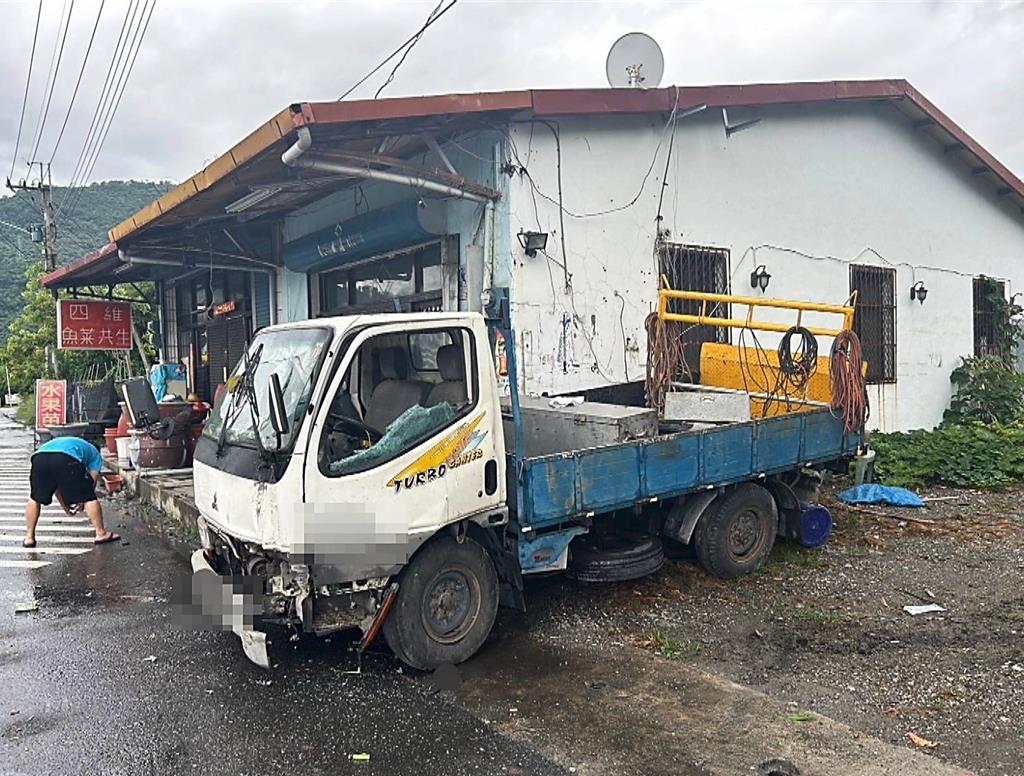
[{"xmin": 0, "ymin": 0, "xmax": 1021, "ymax": 188}]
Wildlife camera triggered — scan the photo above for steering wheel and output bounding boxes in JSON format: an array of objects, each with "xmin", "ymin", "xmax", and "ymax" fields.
[{"xmin": 327, "ymin": 413, "xmax": 383, "ymax": 444}]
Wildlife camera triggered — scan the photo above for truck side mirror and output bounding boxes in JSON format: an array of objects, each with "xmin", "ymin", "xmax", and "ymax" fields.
[{"xmin": 268, "ymin": 372, "xmax": 289, "ymax": 446}]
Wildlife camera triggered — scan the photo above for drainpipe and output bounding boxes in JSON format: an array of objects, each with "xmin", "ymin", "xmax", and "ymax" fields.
[
  {"xmin": 482, "ymin": 141, "xmax": 501, "ymax": 301},
  {"xmin": 288, "ymin": 156, "xmax": 490, "ymax": 203},
  {"xmin": 281, "ymin": 126, "xmax": 312, "ymax": 166}
]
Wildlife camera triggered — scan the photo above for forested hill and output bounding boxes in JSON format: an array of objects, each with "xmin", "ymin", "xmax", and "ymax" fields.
[{"xmin": 0, "ymin": 180, "xmax": 171, "ymax": 342}]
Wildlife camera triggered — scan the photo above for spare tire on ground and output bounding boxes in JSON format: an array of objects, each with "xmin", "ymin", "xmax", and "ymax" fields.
[{"xmin": 567, "ymin": 532, "xmax": 664, "ymax": 583}]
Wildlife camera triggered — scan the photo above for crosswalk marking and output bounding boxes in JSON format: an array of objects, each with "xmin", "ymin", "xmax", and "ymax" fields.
[
  {"xmin": 0, "ymin": 523, "xmax": 94, "ymax": 532},
  {"xmin": 0, "ymin": 529, "xmax": 94, "ymax": 536},
  {"xmin": 0, "ymin": 534, "xmax": 99, "ymax": 544},
  {"xmin": 0, "ymin": 514, "xmax": 89, "ymax": 523},
  {"xmin": 0, "ymin": 546, "xmax": 91, "ymax": 555},
  {"xmin": 0, "ymin": 560, "xmax": 51, "ymax": 569}
]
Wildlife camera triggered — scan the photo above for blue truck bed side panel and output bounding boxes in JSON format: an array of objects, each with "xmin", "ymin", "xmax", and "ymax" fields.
[{"xmin": 519, "ymin": 408, "xmax": 858, "ymax": 529}]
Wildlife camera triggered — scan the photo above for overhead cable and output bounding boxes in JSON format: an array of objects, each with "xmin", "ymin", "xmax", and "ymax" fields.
[
  {"xmin": 58, "ymin": 0, "xmax": 141, "ymax": 212},
  {"xmin": 338, "ymin": 0, "xmax": 458, "ymax": 100},
  {"xmin": 48, "ymin": 0, "xmax": 107, "ymax": 164},
  {"xmin": 9, "ymin": 0, "xmax": 44, "ymax": 178},
  {"xmin": 373, "ymin": 0, "xmax": 445, "ymax": 99},
  {"xmin": 63, "ymin": 0, "xmax": 155, "ymax": 221},
  {"xmin": 28, "ymin": 0, "xmax": 76, "ymax": 166}
]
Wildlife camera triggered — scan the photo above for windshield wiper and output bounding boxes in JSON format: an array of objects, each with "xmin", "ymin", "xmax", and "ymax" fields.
[
  {"xmin": 215, "ymin": 344, "xmax": 264, "ymax": 458},
  {"xmin": 240, "ymin": 347, "xmax": 275, "ymax": 465}
]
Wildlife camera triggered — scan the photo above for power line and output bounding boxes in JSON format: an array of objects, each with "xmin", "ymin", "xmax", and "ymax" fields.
[
  {"xmin": 58, "ymin": 0, "xmax": 144, "ymax": 216},
  {"xmin": 48, "ymin": 0, "xmax": 107, "ymax": 164},
  {"xmin": 28, "ymin": 0, "xmax": 77, "ymax": 166},
  {"xmin": 9, "ymin": 0, "xmax": 44, "ymax": 179},
  {"xmin": 58, "ymin": 0, "xmax": 139, "ymax": 212},
  {"xmin": 63, "ymin": 0, "xmax": 156, "ymax": 222},
  {"xmin": 374, "ymin": 0, "xmax": 446, "ymax": 99},
  {"xmin": 338, "ymin": 0, "xmax": 458, "ymax": 101}
]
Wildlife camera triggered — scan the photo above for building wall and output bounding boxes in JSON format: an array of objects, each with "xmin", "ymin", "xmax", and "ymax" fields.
[{"xmin": 507, "ymin": 102, "xmax": 1024, "ymax": 431}]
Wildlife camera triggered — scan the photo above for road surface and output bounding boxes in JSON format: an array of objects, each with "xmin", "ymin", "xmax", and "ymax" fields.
[{"xmin": 0, "ymin": 412, "xmax": 564, "ymax": 776}]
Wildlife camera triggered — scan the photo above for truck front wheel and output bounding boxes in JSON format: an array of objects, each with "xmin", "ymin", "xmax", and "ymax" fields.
[
  {"xmin": 382, "ymin": 535, "xmax": 499, "ymax": 670},
  {"xmin": 694, "ymin": 484, "xmax": 778, "ymax": 579}
]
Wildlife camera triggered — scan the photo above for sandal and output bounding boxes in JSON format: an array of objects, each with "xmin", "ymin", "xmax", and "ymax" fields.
[
  {"xmin": 23, "ymin": 539, "xmax": 36, "ymax": 548},
  {"xmin": 94, "ymin": 533, "xmax": 121, "ymax": 545}
]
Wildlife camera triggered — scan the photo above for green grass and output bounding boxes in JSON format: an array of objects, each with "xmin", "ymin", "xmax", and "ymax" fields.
[
  {"xmin": 784, "ymin": 711, "xmax": 816, "ymax": 723},
  {"xmin": 758, "ymin": 542, "xmax": 825, "ymax": 575},
  {"xmin": 649, "ymin": 629, "xmax": 702, "ymax": 660},
  {"xmin": 15, "ymin": 395, "xmax": 33, "ymax": 426}
]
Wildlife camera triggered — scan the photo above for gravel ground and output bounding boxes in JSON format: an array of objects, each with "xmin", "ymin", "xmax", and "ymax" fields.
[{"xmin": 511, "ymin": 482, "xmax": 1024, "ymax": 776}]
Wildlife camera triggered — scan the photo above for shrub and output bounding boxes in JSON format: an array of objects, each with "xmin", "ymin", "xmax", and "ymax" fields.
[
  {"xmin": 15, "ymin": 395, "xmax": 34, "ymax": 426},
  {"xmin": 944, "ymin": 356, "xmax": 1024, "ymax": 425},
  {"xmin": 871, "ymin": 423, "xmax": 1024, "ymax": 489}
]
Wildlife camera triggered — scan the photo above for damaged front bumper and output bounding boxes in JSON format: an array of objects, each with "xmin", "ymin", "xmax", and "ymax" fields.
[{"xmin": 190, "ymin": 549, "xmax": 271, "ymax": 669}]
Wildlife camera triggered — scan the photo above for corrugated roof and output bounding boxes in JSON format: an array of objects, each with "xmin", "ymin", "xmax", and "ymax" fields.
[{"xmin": 43, "ymin": 79, "xmax": 1024, "ymax": 289}]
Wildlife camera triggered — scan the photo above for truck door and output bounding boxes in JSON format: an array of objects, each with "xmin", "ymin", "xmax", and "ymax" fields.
[{"xmin": 303, "ymin": 318, "xmax": 505, "ymax": 574}]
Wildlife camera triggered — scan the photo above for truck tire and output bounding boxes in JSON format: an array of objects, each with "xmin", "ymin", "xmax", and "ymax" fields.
[
  {"xmin": 568, "ymin": 532, "xmax": 664, "ymax": 583},
  {"xmin": 382, "ymin": 535, "xmax": 498, "ymax": 671},
  {"xmin": 694, "ymin": 484, "xmax": 778, "ymax": 579}
]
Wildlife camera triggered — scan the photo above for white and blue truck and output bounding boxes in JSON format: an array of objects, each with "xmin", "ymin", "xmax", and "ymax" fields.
[{"xmin": 189, "ymin": 291, "xmax": 861, "ymax": 669}]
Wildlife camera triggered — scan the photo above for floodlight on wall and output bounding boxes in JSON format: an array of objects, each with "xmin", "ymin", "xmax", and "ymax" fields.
[
  {"xmin": 750, "ymin": 264, "xmax": 771, "ymax": 293},
  {"xmin": 224, "ymin": 186, "xmax": 283, "ymax": 214},
  {"xmin": 910, "ymin": 281, "xmax": 928, "ymax": 303},
  {"xmin": 517, "ymin": 230, "xmax": 549, "ymax": 257}
]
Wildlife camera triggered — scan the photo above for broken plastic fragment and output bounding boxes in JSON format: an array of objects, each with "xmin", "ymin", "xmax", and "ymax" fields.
[
  {"xmin": 14, "ymin": 601, "xmax": 39, "ymax": 614},
  {"xmin": 902, "ymin": 603, "xmax": 945, "ymax": 616},
  {"xmin": 905, "ymin": 731, "xmax": 940, "ymax": 749},
  {"xmin": 351, "ymin": 753, "xmax": 370, "ymax": 762}
]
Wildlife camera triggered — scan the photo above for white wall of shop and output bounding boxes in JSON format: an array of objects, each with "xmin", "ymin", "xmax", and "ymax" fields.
[{"xmin": 506, "ymin": 102, "xmax": 1024, "ymax": 431}]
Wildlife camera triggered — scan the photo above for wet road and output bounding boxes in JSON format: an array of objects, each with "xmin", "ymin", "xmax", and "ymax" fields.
[{"xmin": 0, "ymin": 412, "xmax": 564, "ymax": 776}]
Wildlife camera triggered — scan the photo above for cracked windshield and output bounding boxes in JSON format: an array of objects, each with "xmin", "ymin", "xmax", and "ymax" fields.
[{"xmin": 204, "ymin": 328, "xmax": 330, "ymax": 451}]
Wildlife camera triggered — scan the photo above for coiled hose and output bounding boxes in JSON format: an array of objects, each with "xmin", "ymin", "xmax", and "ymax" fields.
[
  {"xmin": 830, "ymin": 329, "xmax": 869, "ymax": 432},
  {"xmin": 645, "ymin": 312, "xmax": 684, "ymax": 413}
]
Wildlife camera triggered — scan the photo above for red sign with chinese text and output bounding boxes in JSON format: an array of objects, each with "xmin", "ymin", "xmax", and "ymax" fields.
[
  {"xmin": 56, "ymin": 300, "xmax": 133, "ymax": 350},
  {"xmin": 35, "ymin": 379, "xmax": 67, "ymax": 428}
]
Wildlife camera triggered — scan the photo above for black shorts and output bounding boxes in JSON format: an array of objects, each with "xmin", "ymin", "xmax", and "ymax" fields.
[{"xmin": 29, "ymin": 452, "xmax": 97, "ymax": 506}]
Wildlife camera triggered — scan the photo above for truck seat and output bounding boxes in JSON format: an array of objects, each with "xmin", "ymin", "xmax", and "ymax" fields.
[
  {"xmin": 364, "ymin": 347, "xmax": 428, "ymax": 431},
  {"xmin": 425, "ymin": 345, "xmax": 468, "ymax": 407}
]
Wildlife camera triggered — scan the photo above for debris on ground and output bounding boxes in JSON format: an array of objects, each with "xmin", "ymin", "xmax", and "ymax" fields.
[
  {"xmin": 142, "ymin": 655, "xmax": 157, "ymax": 662},
  {"xmin": 14, "ymin": 601, "xmax": 39, "ymax": 614},
  {"xmin": 905, "ymin": 731, "xmax": 940, "ymax": 749},
  {"xmin": 351, "ymin": 753, "xmax": 370, "ymax": 762},
  {"xmin": 903, "ymin": 603, "xmax": 946, "ymax": 616},
  {"xmin": 838, "ymin": 484, "xmax": 925, "ymax": 507}
]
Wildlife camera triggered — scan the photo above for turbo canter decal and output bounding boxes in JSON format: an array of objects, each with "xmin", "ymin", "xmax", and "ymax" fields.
[{"xmin": 386, "ymin": 412, "xmax": 488, "ymax": 493}]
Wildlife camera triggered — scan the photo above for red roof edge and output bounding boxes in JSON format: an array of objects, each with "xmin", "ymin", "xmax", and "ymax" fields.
[
  {"xmin": 901, "ymin": 81, "xmax": 1024, "ymax": 198},
  {"xmin": 41, "ymin": 241, "xmax": 118, "ymax": 289}
]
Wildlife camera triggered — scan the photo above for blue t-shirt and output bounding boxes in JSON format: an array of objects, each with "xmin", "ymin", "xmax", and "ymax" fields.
[{"xmin": 34, "ymin": 437, "xmax": 103, "ymax": 473}]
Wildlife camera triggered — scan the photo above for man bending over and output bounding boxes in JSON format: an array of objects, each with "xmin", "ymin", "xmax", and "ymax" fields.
[{"xmin": 24, "ymin": 436, "xmax": 120, "ymax": 548}]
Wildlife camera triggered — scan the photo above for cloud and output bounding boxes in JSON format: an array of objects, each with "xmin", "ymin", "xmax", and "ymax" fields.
[{"xmin": 0, "ymin": 0, "xmax": 1021, "ymax": 186}]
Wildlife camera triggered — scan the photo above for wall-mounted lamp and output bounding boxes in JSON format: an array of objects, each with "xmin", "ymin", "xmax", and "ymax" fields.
[
  {"xmin": 910, "ymin": 281, "xmax": 928, "ymax": 304},
  {"xmin": 517, "ymin": 230, "xmax": 549, "ymax": 257},
  {"xmin": 750, "ymin": 264, "xmax": 771, "ymax": 293}
]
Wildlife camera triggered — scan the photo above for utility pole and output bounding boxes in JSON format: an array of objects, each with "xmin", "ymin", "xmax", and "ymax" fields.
[{"xmin": 6, "ymin": 162, "xmax": 57, "ymax": 271}]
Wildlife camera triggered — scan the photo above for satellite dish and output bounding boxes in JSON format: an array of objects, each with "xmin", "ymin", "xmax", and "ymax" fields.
[{"xmin": 606, "ymin": 32, "xmax": 664, "ymax": 89}]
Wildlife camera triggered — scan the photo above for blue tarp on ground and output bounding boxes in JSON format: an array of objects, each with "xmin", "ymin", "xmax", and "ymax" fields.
[{"xmin": 838, "ymin": 483, "xmax": 925, "ymax": 508}]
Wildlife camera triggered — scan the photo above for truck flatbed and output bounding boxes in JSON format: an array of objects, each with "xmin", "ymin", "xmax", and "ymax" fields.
[{"xmin": 510, "ymin": 406, "xmax": 859, "ymax": 530}]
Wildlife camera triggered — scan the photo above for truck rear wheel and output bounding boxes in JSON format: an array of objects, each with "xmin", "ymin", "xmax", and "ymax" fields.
[
  {"xmin": 382, "ymin": 535, "xmax": 498, "ymax": 671},
  {"xmin": 694, "ymin": 484, "xmax": 777, "ymax": 579}
]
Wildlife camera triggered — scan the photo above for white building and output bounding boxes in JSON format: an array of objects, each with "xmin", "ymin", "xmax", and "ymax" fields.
[{"xmin": 45, "ymin": 80, "xmax": 1024, "ymax": 431}]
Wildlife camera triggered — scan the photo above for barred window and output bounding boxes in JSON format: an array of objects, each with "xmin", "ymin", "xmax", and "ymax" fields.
[
  {"xmin": 658, "ymin": 244, "xmax": 730, "ymax": 380},
  {"xmin": 973, "ymin": 276, "xmax": 1006, "ymax": 358},
  {"xmin": 850, "ymin": 264, "xmax": 896, "ymax": 383}
]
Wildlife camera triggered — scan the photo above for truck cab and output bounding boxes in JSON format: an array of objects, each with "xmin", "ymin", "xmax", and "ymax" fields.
[{"xmin": 191, "ymin": 313, "xmax": 509, "ymax": 669}]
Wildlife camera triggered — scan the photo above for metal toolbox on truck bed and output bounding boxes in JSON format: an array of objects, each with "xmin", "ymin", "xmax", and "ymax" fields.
[{"xmin": 501, "ymin": 396, "xmax": 658, "ymax": 457}]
